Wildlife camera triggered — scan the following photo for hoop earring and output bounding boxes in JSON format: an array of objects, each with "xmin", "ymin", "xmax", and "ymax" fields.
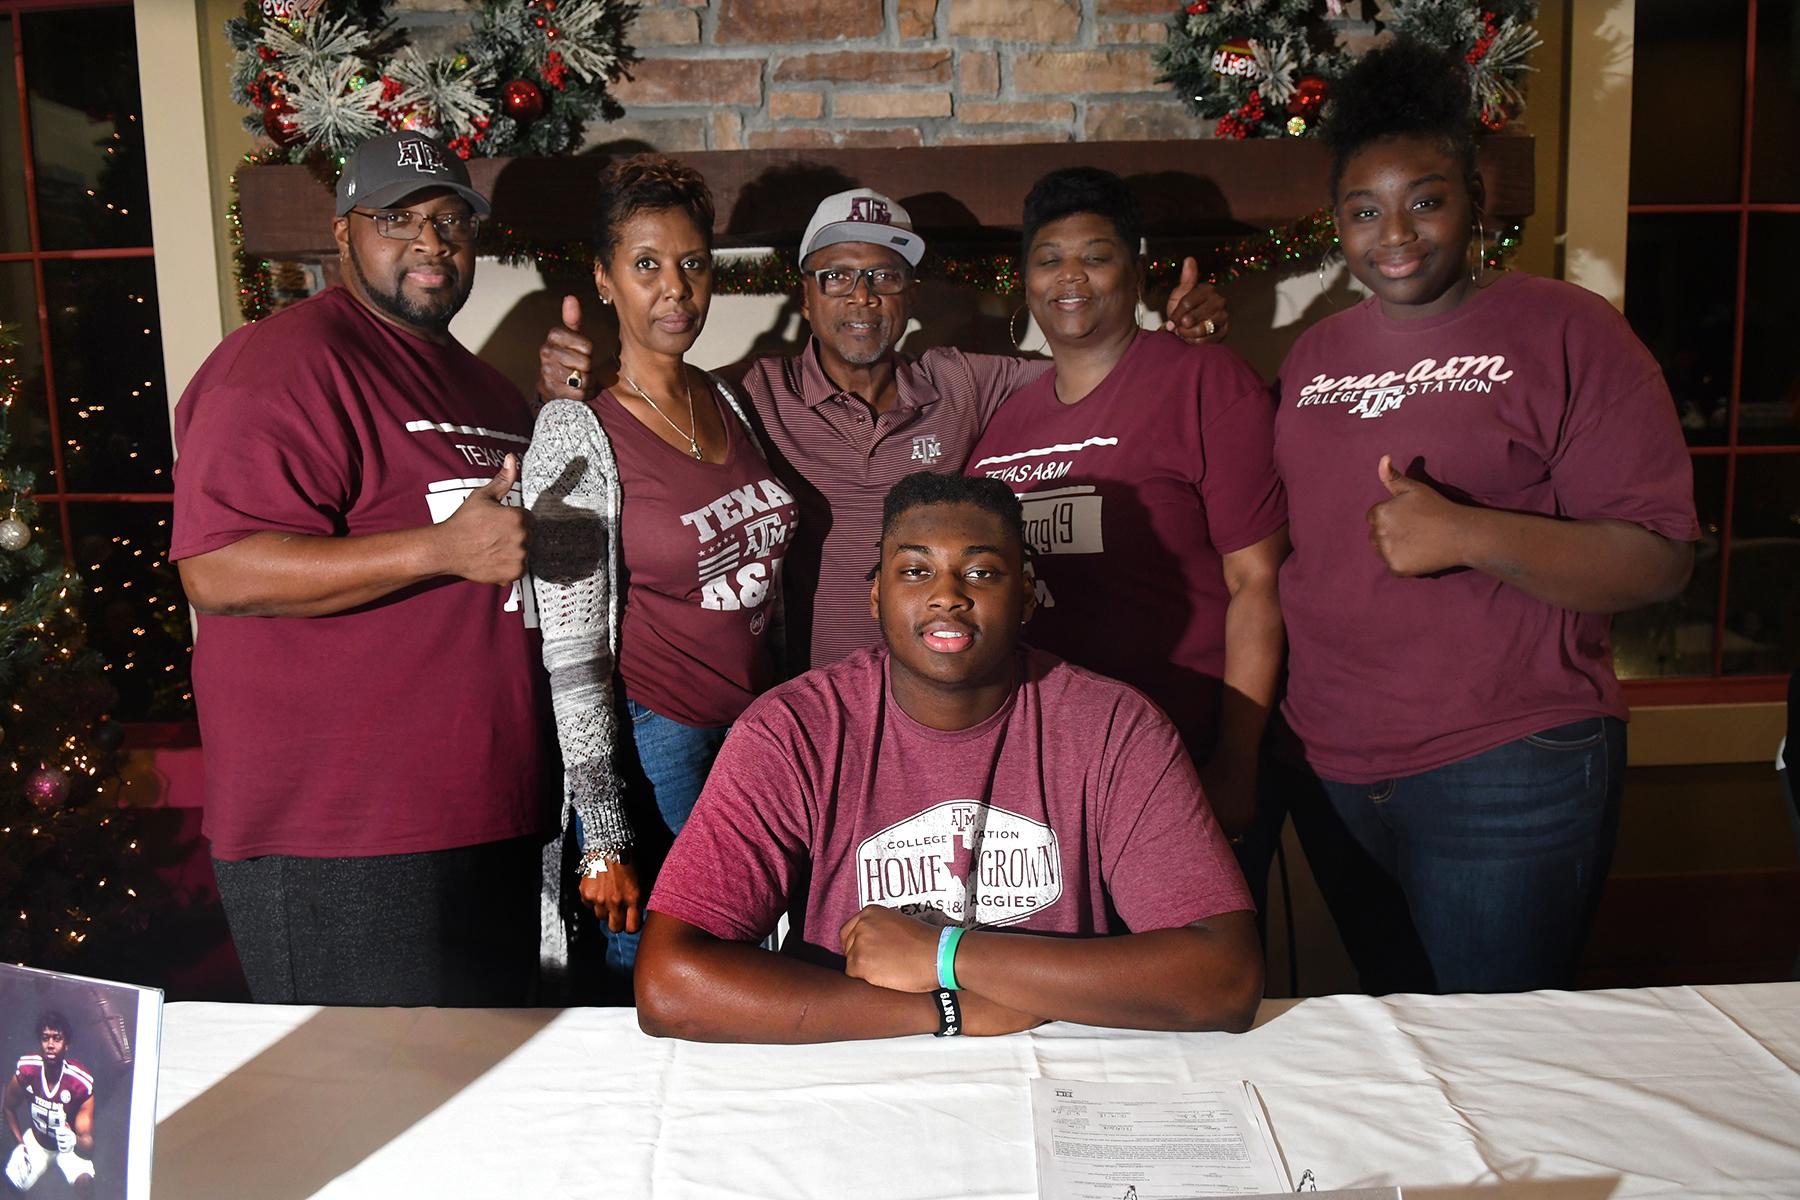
[
  {"xmin": 1469, "ymin": 218, "xmax": 1488, "ymax": 286},
  {"xmin": 1316, "ymin": 250, "xmax": 1343, "ymax": 307},
  {"xmin": 1009, "ymin": 304, "xmax": 1035, "ymax": 351},
  {"xmin": 1134, "ymin": 299, "xmax": 1146, "ymax": 329}
]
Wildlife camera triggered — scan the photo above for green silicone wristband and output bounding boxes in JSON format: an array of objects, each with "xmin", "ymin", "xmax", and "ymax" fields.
[{"xmin": 938, "ymin": 925, "xmax": 966, "ymax": 991}]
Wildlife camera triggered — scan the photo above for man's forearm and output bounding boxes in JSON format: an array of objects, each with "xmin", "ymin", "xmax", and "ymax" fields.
[
  {"xmin": 954, "ymin": 915, "xmax": 1263, "ymax": 1032},
  {"xmin": 178, "ymin": 527, "xmax": 456, "ymax": 618},
  {"xmin": 636, "ymin": 916, "xmax": 936, "ymax": 1044}
]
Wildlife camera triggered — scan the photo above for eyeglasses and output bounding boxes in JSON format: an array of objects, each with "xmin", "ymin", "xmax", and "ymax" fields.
[
  {"xmin": 808, "ymin": 266, "xmax": 911, "ymax": 297},
  {"xmin": 350, "ymin": 208, "xmax": 482, "ymax": 244}
]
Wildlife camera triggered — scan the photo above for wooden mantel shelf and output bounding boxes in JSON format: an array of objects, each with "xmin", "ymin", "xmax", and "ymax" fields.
[{"xmin": 238, "ymin": 136, "xmax": 1534, "ymax": 260}]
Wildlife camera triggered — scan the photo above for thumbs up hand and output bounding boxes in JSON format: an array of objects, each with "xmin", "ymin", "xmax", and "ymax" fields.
[
  {"xmin": 1164, "ymin": 256, "xmax": 1229, "ymax": 344},
  {"xmin": 538, "ymin": 294, "xmax": 598, "ymax": 402},
  {"xmin": 440, "ymin": 454, "xmax": 530, "ymax": 586},
  {"xmin": 1366, "ymin": 454, "xmax": 1468, "ymax": 577}
]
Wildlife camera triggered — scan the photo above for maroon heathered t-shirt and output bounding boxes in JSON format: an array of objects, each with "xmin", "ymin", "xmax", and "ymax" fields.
[
  {"xmin": 172, "ymin": 287, "xmax": 549, "ymax": 859},
  {"xmin": 648, "ymin": 646, "xmax": 1251, "ymax": 960},
  {"xmin": 596, "ymin": 383, "xmax": 799, "ymax": 728},
  {"xmin": 966, "ymin": 331, "xmax": 1287, "ymax": 756},
  {"xmin": 1273, "ymin": 273, "xmax": 1699, "ymax": 783}
]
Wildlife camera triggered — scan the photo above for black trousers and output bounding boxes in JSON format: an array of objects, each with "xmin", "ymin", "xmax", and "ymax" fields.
[{"xmin": 212, "ymin": 836, "xmax": 541, "ymax": 1007}]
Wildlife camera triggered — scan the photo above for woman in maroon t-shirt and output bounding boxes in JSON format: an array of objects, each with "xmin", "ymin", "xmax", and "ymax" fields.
[
  {"xmin": 524, "ymin": 157, "xmax": 797, "ymax": 995},
  {"xmin": 965, "ymin": 167, "xmax": 1289, "ymax": 898},
  {"xmin": 1271, "ymin": 41, "xmax": 1697, "ymax": 995}
]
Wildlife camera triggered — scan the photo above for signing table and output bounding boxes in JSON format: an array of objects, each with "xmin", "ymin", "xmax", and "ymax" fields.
[{"xmin": 150, "ymin": 983, "xmax": 1800, "ymax": 1199}]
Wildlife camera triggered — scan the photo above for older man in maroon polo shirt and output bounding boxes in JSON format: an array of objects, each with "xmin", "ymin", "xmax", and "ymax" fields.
[{"xmin": 538, "ymin": 188, "xmax": 1227, "ymax": 671}]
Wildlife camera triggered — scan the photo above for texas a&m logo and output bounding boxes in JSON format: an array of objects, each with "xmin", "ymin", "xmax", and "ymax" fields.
[
  {"xmin": 395, "ymin": 138, "xmax": 447, "ymax": 175},
  {"xmin": 846, "ymin": 196, "xmax": 891, "ymax": 223},
  {"xmin": 910, "ymin": 434, "xmax": 942, "ymax": 466}
]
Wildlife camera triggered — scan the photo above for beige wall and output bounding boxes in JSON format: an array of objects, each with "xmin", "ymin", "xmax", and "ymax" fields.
[
  {"xmin": 1561, "ymin": 0, "xmax": 1635, "ymax": 307},
  {"xmin": 135, "ymin": 1, "xmax": 226, "ymax": 404}
]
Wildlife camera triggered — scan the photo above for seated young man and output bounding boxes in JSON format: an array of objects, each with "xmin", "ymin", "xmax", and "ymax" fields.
[{"xmin": 635, "ymin": 473, "xmax": 1261, "ymax": 1042}]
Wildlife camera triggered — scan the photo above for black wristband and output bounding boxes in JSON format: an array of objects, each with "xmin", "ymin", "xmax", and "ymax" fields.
[{"xmin": 932, "ymin": 988, "xmax": 963, "ymax": 1037}]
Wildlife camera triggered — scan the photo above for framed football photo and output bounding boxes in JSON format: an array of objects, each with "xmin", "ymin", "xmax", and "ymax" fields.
[{"xmin": 0, "ymin": 964, "xmax": 161, "ymax": 1199}]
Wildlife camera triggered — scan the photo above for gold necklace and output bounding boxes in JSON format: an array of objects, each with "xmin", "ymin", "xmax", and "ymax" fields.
[{"xmin": 622, "ymin": 368, "xmax": 701, "ymax": 460}]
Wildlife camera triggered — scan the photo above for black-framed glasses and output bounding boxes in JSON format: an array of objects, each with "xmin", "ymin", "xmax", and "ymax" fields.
[
  {"xmin": 350, "ymin": 208, "xmax": 483, "ymax": 244},
  {"xmin": 808, "ymin": 266, "xmax": 911, "ymax": 297}
]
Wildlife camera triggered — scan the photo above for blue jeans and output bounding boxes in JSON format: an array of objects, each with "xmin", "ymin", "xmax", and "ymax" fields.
[
  {"xmin": 595, "ymin": 699, "xmax": 730, "ymax": 983},
  {"xmin": 1288, "ymin": 716, "xmax": 1625, "ymax": 995}
]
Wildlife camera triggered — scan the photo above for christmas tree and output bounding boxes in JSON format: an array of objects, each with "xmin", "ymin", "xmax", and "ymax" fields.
[{"xmin": 0, "ymin": 321, "xmax": 137, "ymax": 968}]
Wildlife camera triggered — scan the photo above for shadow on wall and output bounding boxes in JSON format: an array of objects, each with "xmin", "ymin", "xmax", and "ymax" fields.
[{"xmin": 469, "ymin": 154, "xmax": 1357, "ymax": 394}]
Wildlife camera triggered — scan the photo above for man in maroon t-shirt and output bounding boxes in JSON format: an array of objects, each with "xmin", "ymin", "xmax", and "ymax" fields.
[
  {"xmin": 3, "ymin": 1013, "xmax": 96, "ymax": 1194},
  {"xmin": 172, "ymin": 133, "xmax": 547, "ymax": 1007},
  {"xmin": 635, "ymin": 473, "xmax": 1260, "ymax": 1042},
  {"xmin": 535, "ymin": 190, "xmax": 1231, "ymax": 673}
]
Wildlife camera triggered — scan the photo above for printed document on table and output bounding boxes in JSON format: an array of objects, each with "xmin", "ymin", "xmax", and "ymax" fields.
[{"xmin": 1032, "ymin": 1078, "xmax": 1288, "ymax": 1200}]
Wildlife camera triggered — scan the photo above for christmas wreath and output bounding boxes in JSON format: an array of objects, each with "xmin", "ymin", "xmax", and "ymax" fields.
[
  {"xmin": 1386, "ymin": 1, "xmax": 1541, "ymax": 131},
  {"xmin": 1157, "ymin": 1, "xmax": 1541, "ymax": 138},
  {"xmin": 226, "ymin": 0, "xmax": 638, "ymax": 165},
  {"xmin": 1154, "ymin": 0, "xmax": 1346, "ymax": 139}
]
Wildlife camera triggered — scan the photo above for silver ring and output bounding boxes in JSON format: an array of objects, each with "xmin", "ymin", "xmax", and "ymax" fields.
[
  {"xmin": 566, "ymin": 370, "xmax": 583, "ymax": 391},
  {"xmin": 1201, "ymin": 318, "xmax": 1217, "ymax": 337}
]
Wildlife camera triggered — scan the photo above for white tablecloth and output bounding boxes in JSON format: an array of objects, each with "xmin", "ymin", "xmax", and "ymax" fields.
[{"xmin": 150, "ymin": 983, "xmax": 1800, "ymax": 1199}]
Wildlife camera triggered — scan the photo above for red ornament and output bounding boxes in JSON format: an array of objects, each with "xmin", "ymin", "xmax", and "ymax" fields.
[
  {"xmin": 1185, "ymin": 0, "xmax": 1209, "ymax": 11},
  {"xmin": 1287, "ymin": 75, "xmax": 1328, "ymax": 118},
  {"xmin": 501, "ymin": 79, "xmax": 545, "ymax": 121},
  {"xmin": 262, "ymin": 100, "xmax": 303, "ymax": 148}
]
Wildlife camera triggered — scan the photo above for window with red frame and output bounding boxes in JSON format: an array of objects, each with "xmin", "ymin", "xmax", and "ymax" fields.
[
  {"xmin": 1617, "ymin": 0, "xmax": 1798, "ymax": 704},
  {"xmin": 0, "ymin": 1, "xmax": 191, "ymax": 722}
]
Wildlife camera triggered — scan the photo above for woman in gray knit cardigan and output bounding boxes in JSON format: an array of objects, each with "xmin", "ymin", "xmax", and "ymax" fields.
[{"xmin": 524, "ymin": 156, "xmax": 797, "ymax": 996}]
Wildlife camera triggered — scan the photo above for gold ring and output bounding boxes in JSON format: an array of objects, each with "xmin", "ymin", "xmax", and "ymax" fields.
[
  {"xmin": 1201, "ymin": 318, "xmax": 1217, "ymax": 337},
  {"xmin": 566, "ymin": 370, "xmax": 583, "ymax": 390}
]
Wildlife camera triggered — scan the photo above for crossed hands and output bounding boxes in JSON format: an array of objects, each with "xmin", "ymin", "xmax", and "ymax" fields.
[
  {"xmin": 839, "ymin": 904, "xmax": 1044, "ymax": 1036},
  {"xmin": 1366, "ymin": 454, "xmax": 1473, "ymax": 577}
]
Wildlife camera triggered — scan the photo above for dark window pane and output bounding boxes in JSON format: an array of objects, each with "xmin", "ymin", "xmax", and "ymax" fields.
[
  {"xmin": 21, "ymin": 7, "xmax": 152, "ymax": 251},
  {"xmin": 67, "ymin": 502, "xmax": 192, "ymax": 722},
  {"xmin": 1631, "ymin": 0, "xmax": 1749, "ymax": 204},
  {"xmin": 1623, "ymin": 213, "xmax": 1737, "ymax": 446},
  {"xmin": 1739, "ymin": 214, "xmax": 1800, "ymax": 445},
  {"xmin": 0, "ymin": 19, "xmax": 31, "ymax": 253},
  {"xmin": 1722, "ymin": 455, "xmax": 1800, "ymax": 675},
  {"xmin": 1613, "ymin": 455, "xmax": 1724, "ymax": 680},
  {"xmin": 1750, "ymin": 0, "xmax": 1800, "ymax": 202},
  {"xmin": 0, "ymin": 261, "xmax": 51, "ymax": 489},
  {"xmin": 43, "ymin": 258, "xmax": 169, "ymax": 492}
]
